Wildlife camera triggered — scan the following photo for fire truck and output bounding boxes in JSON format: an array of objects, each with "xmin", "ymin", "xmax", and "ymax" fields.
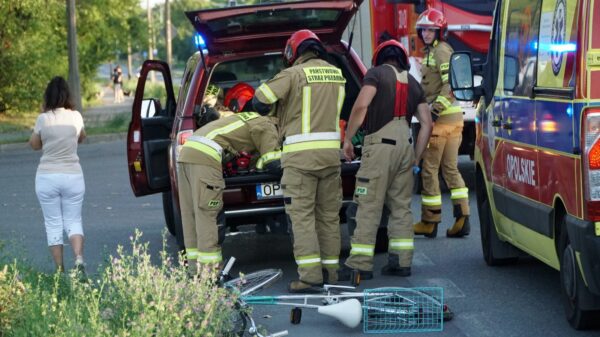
[{"xmin": 343, "ymin": 0, "xmax": 496, "ymax": 159}]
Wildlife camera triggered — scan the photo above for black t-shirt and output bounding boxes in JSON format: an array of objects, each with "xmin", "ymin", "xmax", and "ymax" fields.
[{"xmin": 361, "ymin": 64, "xmax": 426, "ymax": 134}]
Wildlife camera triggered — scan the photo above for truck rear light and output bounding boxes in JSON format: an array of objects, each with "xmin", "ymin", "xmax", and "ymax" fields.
[
  {"xmin": 589, "ymin": 141, "xmax": 600, "ymax": 169},
  {"xmin": 583, "ymin": 110, "xmax": 600, "ymax": 214}
]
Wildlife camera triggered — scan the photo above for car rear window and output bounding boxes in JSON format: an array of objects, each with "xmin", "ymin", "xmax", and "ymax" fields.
[
  {"xmin": 211, "ymin": 55, "xmax": 286, "ymax": 91},
  {"xmin": 201, "ymin": 52, "xmax": 360, "ymax": 124},
  {"xmin": 205, "ymin": 9, "xmax": 341, "ymax": 38}
]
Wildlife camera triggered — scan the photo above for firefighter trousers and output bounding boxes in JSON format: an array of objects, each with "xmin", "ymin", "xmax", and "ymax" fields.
[
  {"xmin": 177, "ymin": 162, "xmax": 225, "ymax": 271},
  {"xmin": 282, "ymin": 165, "xmax": 342, "ymax": 285},
  {"xmin": 420, "ymin": 122, "xmax": 469, "ymax": 223},
  {"xmin": 346, "ymin": 119, "xmax": 415, "ymax": 271}
]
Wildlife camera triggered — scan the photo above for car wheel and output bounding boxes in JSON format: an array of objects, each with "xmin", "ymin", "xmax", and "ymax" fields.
[
  {"xmin": 170, "ymin": 194, "xmax": 185, "ymax": 251},
  {"xmin": 162, "ymin": 192, "xmax": 176, "ymax": 236},
  {"xmin": 559, "ymin": 221, "xmax": 600, "ymax": 329},
  {"xmin": 217, "ymin": 210, "xmax": 226, "ymax": 245},
  {"xmin": 413, "ymin": 168, "xmax": 423, "ymax": 194},
  {"xmin": 480, "ymin": 199, "xmax": 518, "ymax": 266},
  {"xmin": 346, "ymin": 203, "xmax": 389, "ymax": 253}
]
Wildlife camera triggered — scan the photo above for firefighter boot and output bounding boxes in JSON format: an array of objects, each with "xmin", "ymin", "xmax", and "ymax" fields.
[
  {"xmin": 447, "ymin": 216, "xmax": 470, "ymax": 238},
  {"xmin": 381, "ymin": 253, "xmax": 411, "ymax": 277},
  {"xmin": 288, "ymin": 280, "xmax": 324, "ymax": 294},
  {"xmin": 413, "ymin": 221, "xmax": 438, "ymax": 238},
  {"xmin": 322, "ymin": 268, "xmax": 338, "ymax": 285}
]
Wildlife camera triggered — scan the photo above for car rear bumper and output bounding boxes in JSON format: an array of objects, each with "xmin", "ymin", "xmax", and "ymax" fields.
[
  {"xmin": 223, "ymin": 162, "xmax": 359, "ymax": 220},
  {"xmin": 224, "ymin": 199, "xmax": 355, "ymax": 218}
]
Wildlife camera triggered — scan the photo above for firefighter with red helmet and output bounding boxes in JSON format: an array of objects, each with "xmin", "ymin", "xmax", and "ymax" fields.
[
  {"xmin": 339, "ymin": 40, "xmax": 432, "ymax": 281},
  {"xmin": 177, "ymin": 83, "xmax": 281, "ymax": 274},
  {"xmin": 414, "ymin": 8, "xmax": 470, "ymax": 238},
  {"xmin": 253, "ymin": 29, "xmax": 346, "ymax": 293}
]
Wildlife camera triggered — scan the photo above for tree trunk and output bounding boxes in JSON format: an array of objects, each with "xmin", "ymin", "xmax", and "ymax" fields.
[
  {"xmin": 66, "ymin": 0, "xmax": 82, "ymax": 110},
  {"xmin": 147, "ymin": 0, "xmax": 155, "ymax": 82},
  {"xmin": 165, "ymin": 0, "xmax": 172, "ymax": 67},
  {"xmin": 127, "ymin": 40, "xmax": 133, "ymax": 80}
]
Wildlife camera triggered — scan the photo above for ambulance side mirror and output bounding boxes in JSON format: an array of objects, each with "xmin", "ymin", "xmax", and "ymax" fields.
[{"xmin": 449, "ymin": 52, "xmax": 476, "ymax": 101}]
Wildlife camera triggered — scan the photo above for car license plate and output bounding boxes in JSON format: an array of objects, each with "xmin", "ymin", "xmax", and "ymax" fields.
[{"xmin": 256, "ymin": 182, "xmax": 283, "ymax": 199}]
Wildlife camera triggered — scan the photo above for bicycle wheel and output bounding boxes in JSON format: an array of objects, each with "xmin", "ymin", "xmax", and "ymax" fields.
[
  {"xmin": 224, "ymin": 300, "xmax": 248, "ymax": 337},
  {"xmin": 225, "ymin": 268, "xmax": 283, "ymax": 296}
]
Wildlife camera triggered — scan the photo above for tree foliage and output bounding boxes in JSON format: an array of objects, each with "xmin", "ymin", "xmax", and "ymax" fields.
[
  {"xmin": 0, "ymin": 0, "xmax": 261, "ymax": 116},
  {"xmin": 0, "ymin": 1, "xmax": 67, "ymax": 114},
  {"xmin": 0, "ymin": 0, "xmax": 145, "ymax": 115}
]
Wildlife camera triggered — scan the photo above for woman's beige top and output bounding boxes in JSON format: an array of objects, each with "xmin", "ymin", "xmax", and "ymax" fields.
[{"xmin": 33, "ymin": 108, "xmax": 84, "ymax": 174}]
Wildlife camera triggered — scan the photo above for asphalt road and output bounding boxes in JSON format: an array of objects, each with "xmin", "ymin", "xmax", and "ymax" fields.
[{"xmin": 0, "ymin": 139, "xmax": 598, "ymax": 337}]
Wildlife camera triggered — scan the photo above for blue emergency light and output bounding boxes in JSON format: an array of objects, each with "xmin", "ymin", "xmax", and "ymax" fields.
[
  {"xmin": 537, "ymin": 42, "xmax": 577, "ymax": 53},
  {"xmin": 194, "ymin": 34, "xmax": 207, "ymax": 50},
  {"xmin": 548, "ymin": 43, "xmax": 577, "ymax": 53},
  {"xmin": 566, "ymin": 106, "xmax": 573, "ymax": 117}
]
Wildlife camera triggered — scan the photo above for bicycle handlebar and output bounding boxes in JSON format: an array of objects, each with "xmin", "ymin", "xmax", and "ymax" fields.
[{"xmin": 222, "ymin": 256, "xmax": 236, "ymax": 276}]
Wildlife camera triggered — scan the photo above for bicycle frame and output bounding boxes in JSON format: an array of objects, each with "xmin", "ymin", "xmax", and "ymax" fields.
[{"xmin": 242, "ymin": 285, "xmax": 445, "ymax": 333}]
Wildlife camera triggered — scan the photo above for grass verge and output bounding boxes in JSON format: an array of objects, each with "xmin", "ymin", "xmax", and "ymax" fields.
[{"xmin": 0, "ymin": 230, "xmax": 241, "ymax": 337}]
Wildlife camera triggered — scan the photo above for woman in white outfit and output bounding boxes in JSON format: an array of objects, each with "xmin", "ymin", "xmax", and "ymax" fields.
[{"xmin": 29, "ymin": 76, "xmax": 87, "ymax": 273}]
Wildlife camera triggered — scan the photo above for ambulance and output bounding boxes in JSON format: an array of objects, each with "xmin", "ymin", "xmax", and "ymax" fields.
[{"xmin": 449, "ymin": 0, "xmax": 600, "ymax": 329}]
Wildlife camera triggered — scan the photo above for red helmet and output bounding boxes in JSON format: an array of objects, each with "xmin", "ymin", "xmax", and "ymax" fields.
[
  {"xmin": 372, "ymin": 40, "xmax": 409, "ymax": 68},
  {"xmin": 416, "ymin": 8, "xmax": 448, "ymax": 41},
  {"xmin": 284, "ymin": 29, "xmax": 323, "ymax": 65},
  {"xmin": 224, "ymin": 83, "xmax": 255, "ymax": 113}
]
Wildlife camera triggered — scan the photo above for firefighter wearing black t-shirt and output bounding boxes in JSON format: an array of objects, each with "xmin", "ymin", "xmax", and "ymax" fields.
[{"xmin": 339, "ymin": 40, "xmax": 432, "ymax": 280}]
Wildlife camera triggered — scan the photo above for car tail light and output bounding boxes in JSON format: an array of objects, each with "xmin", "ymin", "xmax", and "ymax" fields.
[
  {"xmin": 583, "ymin": 109, "xmax": 600, "ymax": 219},
  {"xmin": 175, "ymin": 129, "xmax": 194, "ymax": 162}
]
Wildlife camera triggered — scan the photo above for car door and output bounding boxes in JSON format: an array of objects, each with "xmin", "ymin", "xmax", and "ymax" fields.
[
  {"xmin": 127, "ymin": 60, "xmax": 177, "ymax": 197},
  {"xmin": 185, "ymin": 0, "xmax": 362, "ymax": 56}
]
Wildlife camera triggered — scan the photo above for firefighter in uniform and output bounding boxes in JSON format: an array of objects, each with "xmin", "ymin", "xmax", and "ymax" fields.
[
  {"xmin": 177, "ymin": 83, "xmax": 281, "ymax": 274},
  {"xmin": 339, "ymin": 40, "xmax": 432, "ymax": 280},
  {"xmin": 413, "ymin": 8, "xmax": 470, "ymax": 238},
  {"xmin": 253, "ymin": 29, "xmax": 345, "ymax": 293}
]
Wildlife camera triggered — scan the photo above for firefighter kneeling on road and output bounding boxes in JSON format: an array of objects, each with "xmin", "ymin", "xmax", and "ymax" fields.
[
  {"xmin": 177, "ymin": 83, "xmax": 282, "ymax": 275},
  {"xmin": 339, "ymin": 40, "xmax": 432, "ymax": 281},
  {"xmin": 413, "ymin": 8, "xmax": 470, "ymax": 238}
]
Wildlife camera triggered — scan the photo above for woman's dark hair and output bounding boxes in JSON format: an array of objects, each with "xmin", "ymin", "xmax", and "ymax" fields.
[{"xmin": 43, "ymin": 76, "xmax": 75, "ymax": 111}]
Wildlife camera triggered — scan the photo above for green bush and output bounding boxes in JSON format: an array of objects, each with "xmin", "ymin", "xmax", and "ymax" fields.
[{"xmin": 0, "ymin": 230, "xmax": 239, "ymax": 337}]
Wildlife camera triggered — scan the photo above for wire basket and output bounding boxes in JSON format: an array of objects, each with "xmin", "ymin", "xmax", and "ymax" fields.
[{"xmin": 363, "ymin": 287, "xmax": 444, "ymax": 333}]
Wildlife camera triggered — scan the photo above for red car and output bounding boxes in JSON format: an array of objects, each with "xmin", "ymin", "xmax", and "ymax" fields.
[{"xmin": 126, "ymin": 0, "xmax": 393, "ymax": 249}]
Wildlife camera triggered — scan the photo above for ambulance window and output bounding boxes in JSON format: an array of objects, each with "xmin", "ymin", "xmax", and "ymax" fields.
[
  {"xmin": 536, "ymin": 0, "xmax": 578, "ymax": 89},
  {"xmin": 503, "ymin": 0, "xmax": 542, "ymax": 97}
]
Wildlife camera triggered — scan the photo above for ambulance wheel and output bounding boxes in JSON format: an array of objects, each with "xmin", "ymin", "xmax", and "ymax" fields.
[
  {"xmin": 559, "ymin": 221, "xmax": 600, "ymax": 329},
  {"xmin": 480, "ymin": 199, "xmax": 518, "ymax": 266},
  {"xmin": 290, "ymin": 307, "xmax": 302, "ymax": 324}
]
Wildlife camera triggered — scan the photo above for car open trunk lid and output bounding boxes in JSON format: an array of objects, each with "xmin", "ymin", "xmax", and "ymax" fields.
[{"xmin": 185, "ymin": 0, "xmax": 362, "ymax": 55}]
